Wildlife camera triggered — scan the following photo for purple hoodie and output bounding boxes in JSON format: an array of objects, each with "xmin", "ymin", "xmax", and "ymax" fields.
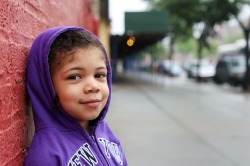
[{"xmin": 25, "ymin": 26, "xmax": 127, "ymax": 166}]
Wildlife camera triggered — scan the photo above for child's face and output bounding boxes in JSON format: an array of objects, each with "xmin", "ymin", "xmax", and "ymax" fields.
[{"xmin": 52, "ymin": 47, "xmax": 109, "ymax": 128}]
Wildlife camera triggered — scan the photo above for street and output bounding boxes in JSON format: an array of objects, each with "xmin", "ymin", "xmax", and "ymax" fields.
[{"xmin": 107, "ymin": 72, "xmax": 250, "ymax": 166}]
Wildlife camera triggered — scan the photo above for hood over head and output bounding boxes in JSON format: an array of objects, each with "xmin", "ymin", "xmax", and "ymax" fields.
[{"xmin": 26, "ymin": 26, "xmax": 112, "ymax": 130}]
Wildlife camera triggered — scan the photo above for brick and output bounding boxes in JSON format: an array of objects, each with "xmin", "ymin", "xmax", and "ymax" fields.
[{"xmin": 0, "ymin": 0, "xmax": 97, "ymax": 165}]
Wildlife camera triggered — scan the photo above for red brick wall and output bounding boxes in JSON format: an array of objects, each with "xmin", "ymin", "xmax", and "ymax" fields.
[{"xmin": 0, "ymin": 0, "xmax": 97, "ymax": 165}]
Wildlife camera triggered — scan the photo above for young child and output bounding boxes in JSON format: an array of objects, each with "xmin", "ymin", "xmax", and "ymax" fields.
[{"xmin": 25, "ymin": 26, "xmax": 127, "ymax": 166}]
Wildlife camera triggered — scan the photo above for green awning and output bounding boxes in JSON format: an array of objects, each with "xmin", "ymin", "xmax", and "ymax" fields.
[{"xmin": 125, "ymin": 10, "xmax": 168, "ymax": 34}]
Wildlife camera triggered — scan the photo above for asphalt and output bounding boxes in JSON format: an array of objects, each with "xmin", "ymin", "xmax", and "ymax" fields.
[{"xmin": 106, "ymin": 72, "xmax": 250, "ymax": 166}]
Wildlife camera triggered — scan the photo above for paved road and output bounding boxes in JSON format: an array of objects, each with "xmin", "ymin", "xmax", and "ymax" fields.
[{"xmin": 107, "ymin": 72, "xmax": 250, "ymax": 166}]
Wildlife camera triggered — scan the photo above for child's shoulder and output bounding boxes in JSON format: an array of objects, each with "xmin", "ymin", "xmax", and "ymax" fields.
[{"xmin": 25, "ymin": 128, "xmax": 69, "ymax": 165}]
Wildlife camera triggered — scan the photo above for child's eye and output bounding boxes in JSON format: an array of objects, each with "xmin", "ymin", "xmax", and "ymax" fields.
[
  {"xmin": 68, "ymin": 75, "xmax": 81, "ymax": 80},
  {"xmin": 95, "ymin": 73, "xmax": 107, "ymax": 79}
]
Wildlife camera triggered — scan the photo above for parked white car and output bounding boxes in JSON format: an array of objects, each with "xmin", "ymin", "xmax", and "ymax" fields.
[{"xmin": 187, "ymin": 60, "xmax": 215, "ymax": 81}]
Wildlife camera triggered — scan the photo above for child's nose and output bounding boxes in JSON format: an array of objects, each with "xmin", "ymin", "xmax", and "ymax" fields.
[{"xmin": 83, "ymin": 78, "xmax": 100, "ymax": 93}]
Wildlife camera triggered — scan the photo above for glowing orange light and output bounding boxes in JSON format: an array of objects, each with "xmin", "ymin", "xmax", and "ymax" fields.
[
  {"xmin": 127, "ymin": 39, "xmax": 134, "ymax": 46},
  {"xmin": 127, "ymin": 36, "xmax": 136, "ymax": 46}
]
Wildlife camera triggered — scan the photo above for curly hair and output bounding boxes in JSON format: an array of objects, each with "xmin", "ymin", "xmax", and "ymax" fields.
[{"xmin": 49, "ymin": 30, "xmax": 106, "ymax": 76}]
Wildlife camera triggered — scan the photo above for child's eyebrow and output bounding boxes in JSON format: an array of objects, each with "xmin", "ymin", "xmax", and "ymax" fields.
[
  {"xmin": 63, "ymin": 67, "xmax": 83, "ymax": 74},
  {"xmin": 63, "ymin": 66, "xmax": 107, "ymax": 73},
  {"xmin": 96, "ymin": 66, "xmax": 107, "ymax": 70}
]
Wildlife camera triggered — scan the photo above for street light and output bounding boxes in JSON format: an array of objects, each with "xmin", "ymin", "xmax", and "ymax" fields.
[{"xmin": 127, "ymin": 36, "xmax": 136, "ymax": 46}]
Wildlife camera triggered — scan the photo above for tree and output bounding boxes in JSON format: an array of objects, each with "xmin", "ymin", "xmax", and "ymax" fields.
[
  {"xmin": 147, "ymin": 0, "xmax": 196, "ymax": 59},
  {"xmin": 148, "ymin": 0, "xmax": 250, "ymax": 90},
  {"xmin": 203, "ymin": 0, "xmax": 250, "ymax": 89},
  {"xmin": 193, "ymin": 0, "xmax": 239, "ymax": 80},
  {"xmin": 226, "ymin": 0, "xmax": 250, "ymax": 90}
]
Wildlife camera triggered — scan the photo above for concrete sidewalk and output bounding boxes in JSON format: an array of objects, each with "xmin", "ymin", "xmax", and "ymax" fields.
[{"xmin": 106, "ymin": 73, "xmax": 250, "ymax": 166}]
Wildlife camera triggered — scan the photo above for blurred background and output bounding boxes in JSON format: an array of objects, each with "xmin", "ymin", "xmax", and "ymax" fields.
[
  {"xmin": 107, "ymin": 0, "xmax": 250, "ymax": 166},
  {"xmin": 108, "ymin": 0, "xmax": 250, "ymax": 91}
]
